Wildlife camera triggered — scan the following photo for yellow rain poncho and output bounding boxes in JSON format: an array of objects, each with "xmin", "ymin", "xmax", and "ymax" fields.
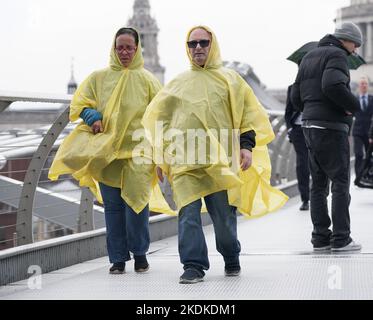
[
  {"xmin": 48, "ymin": 29, "xmax": 162, "ymax": 213},
  {"xmin": 143, "ymin": 26, "xmax": 288, "ymax": 217}
]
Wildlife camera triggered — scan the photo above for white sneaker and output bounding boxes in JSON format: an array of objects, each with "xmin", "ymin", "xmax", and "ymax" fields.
[{"xmin": 331, "ymin": 241, "xmax": 362, "ymax": 253}]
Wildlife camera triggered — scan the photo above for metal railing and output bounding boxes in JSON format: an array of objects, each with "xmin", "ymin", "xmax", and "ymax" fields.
[{"xmin": 0, "ymin": 91, "xmax": 296, "ymax": 248}]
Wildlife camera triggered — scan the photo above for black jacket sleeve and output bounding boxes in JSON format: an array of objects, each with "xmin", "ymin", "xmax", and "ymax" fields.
[
  {"xmin": 285, "ymin": 85, "xmax": 294, "ymax": 130},
  {"xmin": 240, "ymin": 130, "xmax": 256, "ymax": 151},
  {"xmin": 290, "ymin": 77, "xmax": 303, "ymax": 112},
  {"xmin": 321, "ymin": 53, "xmax": 360, "ymax": 114}
]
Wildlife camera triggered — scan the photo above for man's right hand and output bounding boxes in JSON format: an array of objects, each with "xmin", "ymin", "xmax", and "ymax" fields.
[
  {"xmin": 370, "ymin": 138, "xmax": 373, "ymax": 144},
  {"xmin": 92, "ymin": 120, "xmax": 104, "ymax": 135},
  {"xmin": 156, "ymin": 167, "xmax": 164, "ymax": 182}
]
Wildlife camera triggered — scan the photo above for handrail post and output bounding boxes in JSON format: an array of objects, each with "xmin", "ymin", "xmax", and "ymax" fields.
[
  {"xmin": 16, "ymin": 107, "xmax": 70, "ymax": 245},
  {"xmin": 79, "ymin": 188, "xmax": 94, "ymax": 232}
]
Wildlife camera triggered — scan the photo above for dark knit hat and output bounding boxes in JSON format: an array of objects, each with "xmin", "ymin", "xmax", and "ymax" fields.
[{"xmin": 333, "ymin": 22, "xmax": 363, "ymax": 47}]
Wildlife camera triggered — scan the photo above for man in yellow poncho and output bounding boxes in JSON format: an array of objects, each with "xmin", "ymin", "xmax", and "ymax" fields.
[
  {"xmin": 142, "ymin": 26, "xmax": 288, "ymax": 284},
  {"xmin": 48, "ymin": 28, "xmax": 162, "ymax": 274}
]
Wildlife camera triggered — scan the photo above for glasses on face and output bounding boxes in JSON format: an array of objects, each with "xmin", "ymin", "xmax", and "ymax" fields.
[
  {"xmin": 115, "ymin": 45, "xmax": 137, "ymax": 53},
  {"xmin": 187, "ymin": 39, "xmax": 210, "ymax": 49}
]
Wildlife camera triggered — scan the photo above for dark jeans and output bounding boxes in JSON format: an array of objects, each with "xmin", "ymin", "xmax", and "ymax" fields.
[
  {"xmin": 178, "ymin": 190, "xmax": 241, "ymax": 274},
  {"xmin": 353, "ymin": 135, "xmax": 370, "ymax": 179},
  {"xmin": 303, "ymin": 128, "xmax": 352, "ymax": 248},
  {"xmin": 290, "ymin": 125, "xmax": 310, "ymax": 202},
  {"xmin": 99, "ymin": 182, "xmax": 150, "ymax": 263}
]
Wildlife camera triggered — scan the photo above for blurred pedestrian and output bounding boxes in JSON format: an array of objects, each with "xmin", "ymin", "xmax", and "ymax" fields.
[
  {"xmin": 285, "ymin": 84, "xmax": 310, "ymax": 211},
  {"xmin": 353, "ymin": 76, "xmax": 373, "ymax": 184}
]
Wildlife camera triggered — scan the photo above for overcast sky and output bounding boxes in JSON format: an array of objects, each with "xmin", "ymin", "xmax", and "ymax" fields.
[{"xmin": 0, "ymin": 0, "xmax": 350, "ymax": 94}]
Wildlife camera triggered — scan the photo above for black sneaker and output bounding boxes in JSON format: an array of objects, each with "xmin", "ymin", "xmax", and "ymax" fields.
[
  {"xmin": 224, "ymin": 265, "xmax": 241, "ymax": 277},
  {"xmin": 134, "ymin": 255, "xmax": 149, "ymax": 273},
  {"xmin": 299, "ymin": 201, "xmax": 309, "ymax": 211},
  {"xmin": 313, "ymin": 245, "xmax": 331, "ymax": 253},
  {"xmin": 109, "ymin": 262, "xmax": 125, "ymax": 274},
  {"xmin": 179, "ymin": 269, "xmax": 204, "ymax": 284}
]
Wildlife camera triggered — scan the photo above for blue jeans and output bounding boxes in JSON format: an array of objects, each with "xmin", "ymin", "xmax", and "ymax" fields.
[
  {"xmin": 99, "ymin": 183, "xmax": 150, "ymax": 263},
  {"xmin": 178, "ymin": 190, "xmax": 241, "ymax": 274}
]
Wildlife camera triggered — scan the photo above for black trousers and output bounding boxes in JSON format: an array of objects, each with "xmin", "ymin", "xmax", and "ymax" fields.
[
  {"xmin": 353, "ymin": 135, "xmax": 370, "ymax": 179},
  {"xmin": 290, "ymin": 125, "xmax": 310, "ymax": 202},
  {"xmin": 303, "ymin": 128, "xmax": 352, "ymax": 248}
]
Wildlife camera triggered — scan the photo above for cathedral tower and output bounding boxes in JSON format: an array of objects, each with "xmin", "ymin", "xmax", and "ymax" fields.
[{"xmin": 128, "ymin": 0, "xmax": 165, "ymax": 83}]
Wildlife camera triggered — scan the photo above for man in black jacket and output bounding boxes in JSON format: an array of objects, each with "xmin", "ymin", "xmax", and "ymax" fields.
[
  {"xmin": 353, "ymin": 77, "xmax": 373, "ymax": 183},
  {"xmin": 291, "ymin": 22, "xmax": 362, "ymax": 253},
  {"xmin": 285, "ymin": 85, "xmax": 310, "ymax": 211}
]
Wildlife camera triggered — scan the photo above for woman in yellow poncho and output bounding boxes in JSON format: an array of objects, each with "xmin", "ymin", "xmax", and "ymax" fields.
[
  {"xmin": 48, "ymin": 28, "xmax": 162, "ymax": 274},
  {"xmin": 142, "ymin": 26, "xmax": 288, "ymax": 284}
]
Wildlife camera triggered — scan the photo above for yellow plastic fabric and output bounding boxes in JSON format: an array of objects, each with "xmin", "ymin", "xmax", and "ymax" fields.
[
  {"xmin": 48, "ymin": 29, "xmax": 162, "ymax": 213},
  {"xmin": 143, "ymin": 26, "xmax": 288, "ymax": 217}
]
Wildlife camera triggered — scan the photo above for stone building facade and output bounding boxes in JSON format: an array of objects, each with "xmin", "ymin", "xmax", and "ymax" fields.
[{"xmin": 336, "ymin": 0, "xmax": 373, "ymax": 83}]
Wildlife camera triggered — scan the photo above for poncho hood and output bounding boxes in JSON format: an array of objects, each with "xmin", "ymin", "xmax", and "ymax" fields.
[
  {"xmin": 110, "ymin": 28, "xmax": 144, "ymax": 71},
  {"xmin": 186, "ymin": 25, "xmax": 223, "ymax": 70}
]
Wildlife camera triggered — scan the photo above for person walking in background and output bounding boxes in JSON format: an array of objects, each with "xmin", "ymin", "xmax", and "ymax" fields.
[
  {"xmin": 291, "ymin": 22, "xmax": 363, "ymax": 253},
  {"xmin": 143, "ymin": 26, "xmax": 287, "ymax": 284},
  {"xmin": 49, "ymin": 28, "xmax": 162, "ymax": 274},
  {"xmin": 285, "ymin": 84, "xmax": 310, "ymax": 211},
  {"xmin": 353, "ymin": 76, "xmax": 373, "ymax": 184},
  {"xmin": 355, "ymin": 101, "xmax": 373, "ymax": 188}
]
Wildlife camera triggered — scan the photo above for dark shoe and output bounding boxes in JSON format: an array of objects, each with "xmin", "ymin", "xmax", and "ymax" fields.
[
  {"xmin": 109, "ymin": 262, "xmax": 125, "ymax": 274},
  {"xmin": 299, "ymin": 201, "xmax": 309, "ymax": 211},
  {"xmin": 179, "ymin": 269, "xmax": 204, "ymax": 284},
  {"xmin": 313, "ymin": 245, "xmax": 331, "ymax": 253},
  {"xmin": 134, "ymin": 255, "xmax": 149, "ymax": 273},
  {"xmin": 224, "ymin": 265, "xmax": 241, "ymax": 277},
  {"xmin": 332, "ymin": 240, "xmax": 362, "ymax": 253}
]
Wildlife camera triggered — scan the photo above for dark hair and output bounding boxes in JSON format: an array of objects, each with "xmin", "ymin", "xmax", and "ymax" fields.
[{"xmin": 115, "ymin": 28, "xmax": 139, "ymax": 45}]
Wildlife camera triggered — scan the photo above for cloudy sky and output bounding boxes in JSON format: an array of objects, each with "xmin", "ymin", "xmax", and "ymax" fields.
[{"xmin": 0, "ymin": 0, "xmax": 350, "ymax": 94}]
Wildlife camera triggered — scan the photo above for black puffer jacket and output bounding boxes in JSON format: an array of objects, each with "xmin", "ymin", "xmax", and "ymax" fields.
[{"xmin": 291, "ymin": 34, "xmax": 360, "ymax": 128}]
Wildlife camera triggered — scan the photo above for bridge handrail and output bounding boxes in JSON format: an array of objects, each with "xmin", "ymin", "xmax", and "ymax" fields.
[{"xmin": 0, "ymin": 91, "xmax": 294, "ymax": 248}]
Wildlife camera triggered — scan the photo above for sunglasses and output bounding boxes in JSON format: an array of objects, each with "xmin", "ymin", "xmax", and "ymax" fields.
[{"xmin": 187, "ymin": 39, "xmax": 210, "ymax": 49}]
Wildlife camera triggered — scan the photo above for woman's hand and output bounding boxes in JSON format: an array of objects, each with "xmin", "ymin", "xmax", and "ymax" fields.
[{"xmin": 92, "ymin": 120, "xmax": 104, "ymax": 135}]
